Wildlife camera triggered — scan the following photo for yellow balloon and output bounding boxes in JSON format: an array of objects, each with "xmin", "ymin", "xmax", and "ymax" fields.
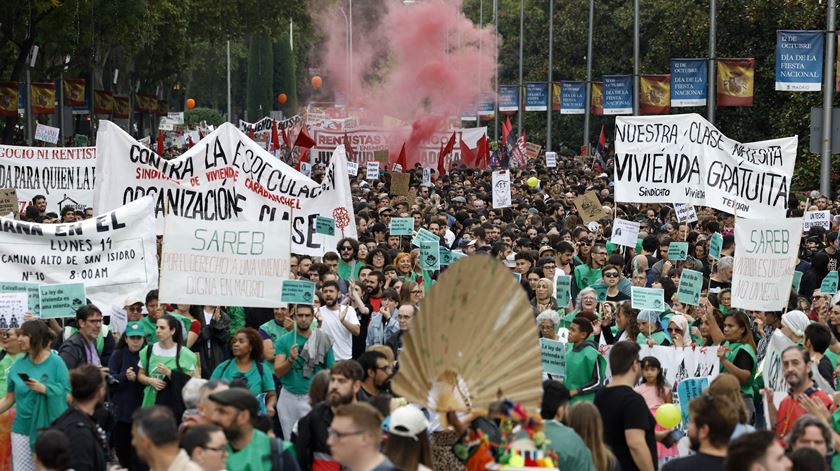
[
  {"xmin": 655, "ymin": 403, "xmax": 682, "ymax": 429},
  {"xmin": 527, "ymin": 177, "xmax": 539, "ymax": 188}
]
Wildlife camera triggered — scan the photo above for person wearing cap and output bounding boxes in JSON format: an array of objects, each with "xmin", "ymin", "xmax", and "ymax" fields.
[
  {"xmin": 132, "ymin": 406, "xmax": 203, "ymax": 471},
  {"xmin": 58, "ymin": 304, "xmax": 114, "ymax": 370},
  {"xmin": 207, "ymin": 388, "xmax": 298, "ymax": 471},
  {"xmin": 108, "ymin": 320, "xmax": 147, "ymax": 470},
  {"xmin": 383, "ymin": 404, "xmax": 433, "ymax": 471},
  {"xmin": 457, "ymin": 238, "xmax": 476, "ymax": 256},
  {"xmin": 327, "ymin": 402, "xmax": 401, "ymax": 471}
]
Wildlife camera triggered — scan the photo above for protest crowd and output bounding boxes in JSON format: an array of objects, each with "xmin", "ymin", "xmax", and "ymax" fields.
[{"xmin": 0, "ymin": 109, "xmax": 837, "ymax": 471}]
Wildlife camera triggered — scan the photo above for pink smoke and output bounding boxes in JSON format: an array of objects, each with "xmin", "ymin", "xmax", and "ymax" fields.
[{"xmin": 317, "ymin": 0, "xmax": 497, "ymax": 166}]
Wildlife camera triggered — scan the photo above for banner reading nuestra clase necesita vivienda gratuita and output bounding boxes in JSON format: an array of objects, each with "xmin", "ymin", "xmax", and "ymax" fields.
[{"xmin": 613, "ymin": 113, "xmax": 797, "ymax": 220}]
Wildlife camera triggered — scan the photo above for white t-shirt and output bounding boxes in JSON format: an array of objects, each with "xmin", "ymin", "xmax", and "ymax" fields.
[{"xmin": 319, "ymin": 305, "xmax": 359, "ymax": 360}]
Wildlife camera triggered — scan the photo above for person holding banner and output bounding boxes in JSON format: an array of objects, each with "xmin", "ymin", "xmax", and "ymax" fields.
[
  {"xmin": 637, "ymin": 311, "xmax": 670, "ymax": 347},
  {"xmin": 706, "ymin": 310, "xmax": 757, "ymax": 423}
]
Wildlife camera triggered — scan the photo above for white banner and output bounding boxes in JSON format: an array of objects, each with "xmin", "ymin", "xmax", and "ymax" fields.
[
  {"xmin": 804, "ymin": 210, "xmax": 831, "ymax": 231},
  {"xmin": 600, "ymin": 344, "xmax": 719, "ymax": 398},
  {"xmin": 0, "ymin": 145, "xmax": 96, "ymax": 214},
  {"xmin": 611, "ymin": 218, "xmax": 641, "ymax": 248},
  {"xmin": 761, "ymin": 330, "xmax": 794, "ymax": 413},
  {"xmin": 93, "ymin": 121, "xmax": 356, "ymax": 257},
  {"xmin": 34, "ymin": 123, "xmax": 60, "ymax": 145},
  {"xmin": 732, "ymin": 217, "xmax": 802, "ymax": 311},
  {"xmin": 614, "ymin": 114, "xmax": 798, "ymax": 219},
  {"xmin": 160, "ymin": 215, "xmax": 290, "ymax": 307},
  {"xmin": 0, "ymin": 197, "xmax": 158, "ymax": 312},
  {"xmin": 545, "ymin": 151, "xmax": 557, "ymax": 168},
  {"xmin": 492, "ymin": 170, "xmax": 511, "ymax": 209}
]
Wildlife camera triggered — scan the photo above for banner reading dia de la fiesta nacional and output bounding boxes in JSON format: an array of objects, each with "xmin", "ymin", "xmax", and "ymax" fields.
[
  {"xmin": 613, "ymin": 114, "xmax": 797, "ymax": 219},
  {"xmin": 776, "ymin": 31, "xmax": 824, "ymax": 91},
  {"xmin": 0, "ymin": 196, "xmax": 158, "ymax": 311},
  {"xmin": 94, "ymin": 121, "xmax": 357, "ymax": 257},
  {"xmin": 0, "ymin": 145, "xmax": 96, "ymax": 214},
  {"xmin": 560, "ymin": 81, "xmax": 585, "ymax": 115},
  {"xmin": 670, "ymin": 59, "xmax": 707, "ymax": 107},
  {"xmin": 603, "ymin": 75, "xmax": 633, "ymax": 115}
]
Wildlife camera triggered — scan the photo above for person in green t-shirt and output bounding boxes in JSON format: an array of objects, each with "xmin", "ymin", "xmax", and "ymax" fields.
[
  {"xmin": 706, "ymin": 309, "xmax": 757, "ymax": 418},
  {"xmin": 0, "ymin": 328, "xmax": 22, "ymax": 468},
  {"xmin": 137, "ymin": 314, "xmax": 198, "ymax": 409},
  {"xmin": 573, "ymin": 243, "xmax": 607, "ymax": 291},
  {"xmin": 540, "ymin": 380, "xmax": 597, "ymax": 471},
  {"xmin": 210, "ymin": 328, "xmax": 276, "ymax": 416},
  {"xmin": 337, "ymin": 238, "xmax": 362, "ymax": 280},
  {"xmin": 565, "ymin": 317, "xmax": 606, "ymax": 404},
  {"xmin": 259, "ymin": 305, "xmax": 293, "ymax": 364},
  {"xmin": 636, "ymin": 310, "xmax": 671, "ymax": 346}
]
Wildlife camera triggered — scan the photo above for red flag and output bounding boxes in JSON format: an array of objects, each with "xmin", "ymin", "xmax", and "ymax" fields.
[
  {"xmin": 294, "ymin": 125, "xmax": 316, "ymax": 149},
  {"xmin": 249, "ymin": 127, "xmax": 254, "ymax": 140},
  {"xmin": 598, "ymin": 124, "xmax": 606, "ymax": 149},
  {"xmin": 281, "ymin": 127, "xmax": 291, "ymax": 149},
  {"xmin": 156, "ymin": 130, "xmax": 164, "ymax": 155},
  {"xmin": 477, "ymin": 134, "xmax": 489, "ymax": 168},
  {"xmin": 437, "ymin": 131, "xmax": 456, "ymax": 178},
  {"xmin": 271, "ymin": 119, "xmax": 281, "ymax": 151},
  {"xmin": 502, "ymin": 117, "xmax": 513, "ymax": 142},
  {"xmin": 343, "ymin": 131, "xmax": 355, "ymax": 161},
  {"xmin": 459, "ymin": 134, "xmax": 476, "ymax": 167},
  {"xmin": 396, "ymin": 143, "xmax": 408, "ymax": 171},
  {"xmin": 295, "ymin": 148, "xmax": 310, "ymax": 171},
  {"xmin": 187, "ymin": 135, "xmax": 194, "ymax": 149}
]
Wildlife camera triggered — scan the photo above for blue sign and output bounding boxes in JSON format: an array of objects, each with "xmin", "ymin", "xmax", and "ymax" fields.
[
  {"xmin": 460, "ymin": 102, "xmax": 478, "ymax": 121},
  {"xmin": 478, "ymin": 93, "xmax": 495, "ymax": 117},
  {"xmin": 498, "ymin": 85, "xmax": 519, "ymax": 112},
  {"xmin": 560, "ymin": 81, "xmax": 585, "ymax": 115},
  {"xmin": 776, "ymin": 30, "xmax": 824, "ymax": 92},
  {"xmin": 524, "ymin": 82, "xmax": 548, "ymax": 111},
  {"xmin": 670, "ymin": 59, "xmax": 707, "ymax": 107},
  {"xmin": 603, "ymin": 75, "xmax": 633, "ymax": 115}
]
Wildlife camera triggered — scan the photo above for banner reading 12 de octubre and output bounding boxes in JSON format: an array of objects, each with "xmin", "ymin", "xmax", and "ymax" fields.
[{"xmin": 775, "ymin": 30, "xmax": 824, "ymax": 92}]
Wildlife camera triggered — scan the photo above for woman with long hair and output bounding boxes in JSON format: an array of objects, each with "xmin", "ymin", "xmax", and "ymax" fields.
[
  {"xmin": 634, "ymin": 357, "xmax": 677, "ymax": 465},
  {"xmin": 189, "ymin": 305, "xmax": 231, "ymax": 380},
  {"xmin": 566, "ymin": 402, "xmax": 617, "ymax": 471},
  {"xmin": 210, "ymin": 328, "xmax": 276, "ymax": 416},
  {"xmin": 399, "ymin": 280, "xmax": 423, "ymax": 307},
  {"xmin": 137, "ymin": 314, "xmax": 198, "ymax": 421},
  {"xmin": 707, "ymin": 373, "xmax": 755, "ymax": 438},
  {"xmin": 0, "ymin": 328, "xmax": 22, "ymax": 471},
  {"xmin": 108, "ymin": 321, "xmax": 147, "ymax": 471},
  {"xmin": 169, "ymin": 304, "xmax": 200, "ymax": 348},
  {"xmin": 366, "ymin": 248, "xmax": 391, "ymax": 270},
  {"xmin": 384, "ymin": 405, "xmax": 433, "ymax": 471},
  {"xmin": 0, "ymin": 320, "xmax": 69, "ymax": 471},
  {"xmin": 705, "ymin": 307, "xmax": 757, "ymax": 423}
]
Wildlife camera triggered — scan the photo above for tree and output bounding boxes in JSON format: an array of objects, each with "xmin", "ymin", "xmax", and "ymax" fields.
[
  {"xmin": 246, "ymin": 34, "xmax": 274, "ymax": 121},
  {"xmin": 274, "ymin": 38, "xmax": 297, "ymax": 116}
]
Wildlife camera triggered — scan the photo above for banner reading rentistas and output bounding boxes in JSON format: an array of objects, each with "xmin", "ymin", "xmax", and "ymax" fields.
[
  {"xmin": 670, "ymin": 59, "xmax": 707, "ymax": 107},
  {"xmin": 0, "ymin": 196, "xmax": 158, "ymax": 312},
  {"xmin": 94, "ymin": 121, "xmax": 357, "ymax": 257},
  {"xmin": 732, "ymin": 217, "xmax": 801, "ymax": 311},
  {"xmin": 560, "ymin": 81, "xmax": 585, "ymax": 115},
  {"xmin": 0, "ymin": 145, "xmax": 96, "ymax": 214},
  {"xmin": 613, "ymin": 114, "xmax": 797, "ymax": 219},
  {"xmin": 603, "ymin": 75, "xmax": 633, "ymax": 115},
  {"xmin": 776, "ymin": 31, "xmax": 823, "ymax": 91}
]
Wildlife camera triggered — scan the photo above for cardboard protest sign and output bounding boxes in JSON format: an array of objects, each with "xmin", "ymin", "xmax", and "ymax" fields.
[
  {"xmin": 0, "ymin": 144, "xmax": 96, "ymax": 214},
  {"xmin": 614, "ymin": 114, "xmax": 797, "ymax": 219},
  {"xmin": 545, "ymin": 151, "xmax": 557, "ymax": 168},
  {"xmin": 732, "ymin": 217, "xmax": 802, "ymax": 311},
  {"xmin": 555, "ymin": 275, "xmax": 572, "ymax": 306},
  {"xmin": 492, "ymin": 170, "xmax": 511, "ymax": 208},
  {"xmin": 540, "ymin": 338, "xmax": 566, "ymax": 378},
  {"xmin": 594, "ymin": 285, "xmax": 608, "ymax": 302},
  {"xmin": 281, "ymin": 280, "xmax": 316, "ymax": 304},
  {"xmin": 677, "ymin": 269, "xmax": 703, "ymax": 306},
  {"xmin": 0, "ymin": 196, "xmax": 158, "ymax": 312},
  {"xmin": 315, "ymin": 216, "xmax": 336, "ymax": 236},
  {"xmin": 804, "ymin": 210, "xmax": 831, "ymax": 231},
  {"xmin": 631, "ymin": 287, "xmax": 666, "ymax": 311},
  {"xmin": 94, "ymin": 121, "xmax": 357, "ymax": 257},
  {"xmin": 39, "ymin": 282, "xmax": 86, "ymax": 319},
  {"xmin": 0, "ymin": 282, "xmax": 39, "ymax": 313},
  {"xmin": 820, "ymin": 271, "xmax": 839, "ymax": 295},
  {"xmin": 160, "ymin": 215, "xmax": 291, "ymax": 307},
  {"xmin": 611, "ymin": 218, "xmax": 641, "ymax": 248},
  {"xmin": 674, "ymin": 203, "xmax": 698, "ymax": 223},
  {"xmin": 0, "ymin": 292, "xmax": 27, "ymax": 328},
  {"xmin": 709, "ymin": 232, "xmax": 723, "ymax": 259},
  {"xmin": 389, "ymin": 217, "xmax": 414, "ymax": 236},
  {"xmin": 390, "ymin": 172, "xmax": 410, "ymax": 196},
  {"xmin": 34, "ymin": 123, "xmax": 60, "ymax": 145},
  {"xmin": 667, "ymin": 242, "xmax": 689, "ymax": 261},
  {"xmin": 373, "ymin": 150, "xmax": 390, "ymax": 165},
  {"xmin": 0, "ymin": 188, "xmax": 18, "ymax": 218},
  {"xmin": 419, "ymin": 240, "xmax": 441, "ymax": 271},
  {"xmin": 574, "ymin": 191, "xmax": 609, "ymax": 224}
]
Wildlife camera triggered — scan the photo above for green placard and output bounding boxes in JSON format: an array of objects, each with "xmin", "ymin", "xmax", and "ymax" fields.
[
  {"xmin": 667, "ymin": 242, "xmax": 689, "ymax": 261},
  {"xmin": 792, "ymin": 271, "xmax": 803, "ymax": 293},
  {"xmin": 74, "ymin": 134, "xmax": 89, "ymax": 147},
  {"xmin": 513, "ymin": 272, "xmax": 522, "ymax": 282},
  {"xmin": 594, "ymin": 284, "xmax": 608, "ymax": 302},
  {"xmin": 389, "ymin": 217, "xmax": 414, "ymax": 236},
  {"xmin": 606, "ymin": 241, "xmax": 618, "ymax": 255},
  {"xmin": 419, "ymin": 240, "xmax": 440, "ymax": 271},
  {"xmin": 439, "ymin": 246, "xmax": 453, "ymax": 266},
  {"xmin": 631, "ymin": 287, "xmax": 666, "ymax": 311},
  {"xmin": 555, "ymin": 275, "xmax": 572, "ymax": 306},
  {"xmin": 38, "ymin": 283, "xmax": 87, "ymax": 319},
  {"xmin": 0, "ymin": 282, "xmax": 40, "ymax": 313},
  {"xmin": 709, "ymin": 233, "xmax": 723, "ymax": 260},
  {"xmin": 820, "ymin": 271, "xmax": 838, "ymax": 295},
  {"xmin": 635, "ymin": 238, "xmax": 643, "ymax": 254},
  {"xmin": 540, "ymin": 338, "xmax": 566, "ymax": 378},
  {"xmin": 315, "ymin": 216, "xmax": 336, "ymax": 236},
  {"xmin": 677, "ymin": 269, "xmax": 703, "ymax": 306},
  {"xmin": 281, "ymin": 280, "xmax": 316, "ymax": 304},
  {"xmin": 412, "ymin": 228, "xmax": 439, "ymax": 247}
]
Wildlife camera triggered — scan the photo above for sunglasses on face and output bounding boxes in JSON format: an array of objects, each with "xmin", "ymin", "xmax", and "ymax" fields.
[
  {"xmin": 339, "ymin": 246, "xmax": 354, "ymax": 251},
  {"xmin": 604, "ymin": 272, "xmax": 619, "ymax": 278}
]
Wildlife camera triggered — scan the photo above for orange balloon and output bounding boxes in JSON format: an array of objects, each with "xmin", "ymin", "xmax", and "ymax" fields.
[
  {"xmin": 186, "ymin": 98, "xmax": 196, "ymax": 109},
  {"xmin": 278, "ymin": 93, "xmax": 288, "ymax": 105},
  {"xmin": 311, "ymin": 76, "xmax": 322, "ymax": 89}
]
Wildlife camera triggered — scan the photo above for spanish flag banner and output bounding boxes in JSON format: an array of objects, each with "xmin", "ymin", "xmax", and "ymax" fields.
[
  {"xmin": 94, "ymin": 90, "xmax": 114, "ymax": 114},
  {"xmin": 30, "ymin": 83, "xmax": 55, "ymax": 115},
  {"xmin": 156, "ymin": 99, "xmax": 168, "ymax": 116},
  {"xmin": 591, "ymin": 81, "xmax": 604, "ymax": 116},
  {"xmin": 113, "ymin": 96, "xmax": 130, "ymax": 119},
  {"xmin": 63, "ymin": 79, "xmax": 85, "ymax": 106},
  {"xmin": 717, "ymin": 58, "xmax": 754, "ymax": 107},
  {"xmin": 0, "ymin": 81, "xmax": 19, "ymax": 117},
  {"xmin": 640, "ymin": 74, "xmax": 671, "ymax": 114},
  {"xmin": 135, "ymin": 93, "xmax": 154, "ymax": 113},
  {"xmin": 551, "ymin": 82, "xmax": 561, "ymax": 111}
]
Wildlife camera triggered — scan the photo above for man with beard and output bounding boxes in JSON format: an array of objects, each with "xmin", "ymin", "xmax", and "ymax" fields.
[
  {"xmin": 318, "ymin": 281, "xmax": 360, "ymax": 360},
  {"xmin": 661, "ymin": 395, "xmax": 739, "ymax": 471},
  {"xmin": 766, "ymin": 346, "xmax": 835, "ymax": 440},
  {"xmin": 274, "ymin": 304, "xmax": 335, "ymax": 441},
  {"xmin": 208, "ymin": 388, "xmax": 299, "ymax": 471},
  {"xmin": 336, "ymin": 238, "xmax": 361, "ymax": 280},
  {"xmin": 294, "ymin": 360, "xmax": 364, "ymax": 470},
  {"xmin": 356, "ymin": 350, "xmax": 392, "ymax": 402},
  {"xmin": 349, "ymin": 270, "xmax": 385, "ymax": 359},
  {"xmin": 594, "ymin": 341, "xmax": 656, "ymax": 471}
]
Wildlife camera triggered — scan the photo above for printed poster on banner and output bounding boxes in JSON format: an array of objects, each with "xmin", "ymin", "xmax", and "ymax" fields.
[
  {"xmin": 498, "ymin": 85, "xmax": 519, "ymax": 112},
  {"xmin": 281, "ymin": 280, "xmax": 316, "ymax": 304},
  {"xmin": 677, "ymin": 269, "xmax": 704, "ymax": 306},
  {"xmin": 732, "ymin": 217, "xmax": 802, "ymax": 311},
  {"xmin": 631, "ymin": 287, "xmax": 666, "ymax": 311},
  {"xmin": 670, "ymin": 59, "xmax": 708, "ymax": 107},
  {"xmin": 39, "ymin": 282, "xmax": 86, "ymax": 319},
  {"xmin": 674, "ymin": 203, "xmax": 698, "ymax": 223},
  {"xmin": 93, "ymin": 121, "xmax": 357, "ymax": 257},
  {"xmin": 776, "ymin": 31, "xmax": 824, "ymax": 91},
  {"xmin": 0, "ymin": 292, "xmax": 27, "ymax": 329},
  {"xmin": 540, "ymin": 338, "xmax": 566, "ymax": 378},
  {"xmin": 0, "ymin": 196, "xmax": 158, "ymax": 312},
  {"xmin": 717, "ymin": 58, "xmax": 755, "ymax": 107},
  {"xmin": 804, "ymin": 210, "xmax": 831, "ymax": 231},
  {"xmin": 0, "ymin": 144, "xmax": 96, "ymax": 214},
  {"xmin": 709, "ymin": 232, "xmax": 723, "ymax": 259},
  {"xmin": 551, "ymin": 82, "xmax": 561, "ymax": 111},
  {"xmin": 668, "ymin": 242, "xmax": 689, "ymax": 261},
  {"xmin": 34, "ymin": 123, "xmax": 60, "ymax": 144},
  {"xmin": 389, "ymin": 218, "xmax": 414, "ymax": 236},
  {"xmin": 422, "ymin": 168, "xmax": 432, "ymax": 186},
  {"xmin": 610, "ymin": 218, "xmax": 640, "ymax": 248},
  {"xmin": 159, "ymin": 215, "xmax": 290, "ymax": 307},
  {"xmin": 560, "ymin": 81, "xmax": 586, "ymax": 115},
  {"xmin": 545, "ymin": 151, "xmax": 557, "ymax": 168},
  {"xmin": 613, "ymin": 114, "xmax": 797, "ymax": 219},
  {"xmin": 524, "ymin": 82, "xmax": 548, "ymax": 111},
  {"xmin": 603, "ymin": 75, "xmax": 633, "ymax": 115},
  {"xmin": 491, "ymin": 170, "xmax": 511, "ymax": 209},
  {"xmin": 639, "ymin": 75, "xmax": 671, "ymax": 115}
]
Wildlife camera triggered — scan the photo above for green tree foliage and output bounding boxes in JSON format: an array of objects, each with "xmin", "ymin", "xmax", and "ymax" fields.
[
  {"xmin": 246, "ymin": 34, "xmax": 274, "ymax": 120},
  {"xmin": 185, "ymin": 107, "xmax": 224, "ymax": 127},
  {"xmin": 274, "ymin": 38, "xmax": 298, "ymax": 116}
]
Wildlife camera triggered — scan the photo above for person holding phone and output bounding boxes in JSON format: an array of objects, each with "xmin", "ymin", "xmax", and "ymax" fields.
[{"xmin": 0, "ymin": 320, "xmax": 70, "ymax": 471}]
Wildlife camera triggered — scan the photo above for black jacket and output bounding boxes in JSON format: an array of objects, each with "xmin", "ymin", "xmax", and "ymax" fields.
[
  {"xmin": 293, "ymin": 402, "xmax": 334, "ymax": 471},
  {"xmin": 189, "ymin": 307, "xmax": 232, "ymax": 379},
  {"xmin": 51, "ymin": 406, "xmax": 107, "ymax": 471},
  {"xmin": 58, "ymin": 331, "xmax": 115, "ymax": 370},
  {"xmin": 107, "ymin": 347, "xmax": 143, "ymax": 423}
]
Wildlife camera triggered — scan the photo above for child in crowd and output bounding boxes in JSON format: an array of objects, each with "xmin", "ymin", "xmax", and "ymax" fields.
[{"xmin": 565, "ymin": 317, "xmax": 606, "ymax": 404}]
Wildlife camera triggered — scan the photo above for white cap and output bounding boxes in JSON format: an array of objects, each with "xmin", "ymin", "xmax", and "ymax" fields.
[
  {"xmin": 124, "ymin": 296, "xmax": 143, "ymax": 307},
  {"xmin": 388, "ymin": 405, "xmax": 429, "ymax": 439}
]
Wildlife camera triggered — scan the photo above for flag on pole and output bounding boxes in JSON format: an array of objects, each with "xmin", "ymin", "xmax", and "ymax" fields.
[
  {"xmin": 459, "ymin": 133, "xmax": 476, "ymax": 167},
  {"xmin": 294, "ymin": 125, "xmax": 316, "ymax": 148},
  {"xmin": 396, "ymin": 143, "xmax": 408, "ymax": 172},
  {"xmin": 476, "ymin": 134, "xmax": 489, "ymax": 168},
  {"xmin": 343, "ymin": 131, "xmax": 355, "ymax": 161},
  {"xmin": 437, "ymin": 131, "xmax": 456, "ymax": 177},
  {"xmin": 270, "ymin": 119, "xmax": 281, "ymax": 152},
  {"xmin": 188, "ymin": 135, "xmax": 195, "ymax": 149},
  {"xmin": 156, "ymin": 130, "xmax": 164, "ymax": 155}
]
